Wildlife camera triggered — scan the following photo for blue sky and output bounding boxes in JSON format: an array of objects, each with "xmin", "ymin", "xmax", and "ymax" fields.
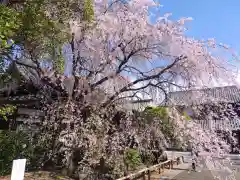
[{"xmin": 150, "ymin": 0, "xmax": 240, "ymax": 54}]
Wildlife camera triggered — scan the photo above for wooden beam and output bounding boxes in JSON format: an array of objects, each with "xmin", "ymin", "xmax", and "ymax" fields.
[
  {"xmin": 0, "ymin": 98, "xmax": 39, "ymax": 106},
  {"xmin": 0, "ymin": 84, "xmax": 38, "ymax": 97},
  {"xmin": 16, "ymin": 117, "xmax": 41, "ymax": 123},
  {"xmin": 17, "ymin": 108, "xmax": 44, "ymax": 117}
]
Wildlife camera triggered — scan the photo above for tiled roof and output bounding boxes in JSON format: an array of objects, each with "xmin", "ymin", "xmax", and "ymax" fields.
[{"xmin": 164, "ymin": 86, "xmax": 240, "ymax": 106}]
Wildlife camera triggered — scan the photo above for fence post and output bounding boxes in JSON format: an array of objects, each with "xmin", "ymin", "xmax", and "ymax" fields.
[
  {"xmin": 147, "ymin": 170, "xmax": 151, "ymax": 180},
  {"xmin": 176, "ymin": 157, "xmax": 179, "ymax": 165},
  {"xmin": 142, "ymin": 172, "xmax": 146, "ymax": 180}
]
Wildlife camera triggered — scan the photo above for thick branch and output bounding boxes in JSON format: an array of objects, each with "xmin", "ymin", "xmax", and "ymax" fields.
[
  {"xmin": 112, "ymin": 91, "xmax": 143, "ymax": 103},
  {"xmin": 102, "ymin": 55, "xmax": 187, "ymax": 106},
  {"xmin": 71, "ymin": 33, "xmax": 77, "ymax": 76},
  {"xmin": 130, "ymin": 99, "xmax": 153, "ymax": 104}
]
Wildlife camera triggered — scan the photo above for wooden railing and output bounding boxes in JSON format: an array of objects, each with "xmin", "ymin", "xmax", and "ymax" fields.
[{"xmin": 117, "ymin": 156, "xmax": 184, "ymax": 180}]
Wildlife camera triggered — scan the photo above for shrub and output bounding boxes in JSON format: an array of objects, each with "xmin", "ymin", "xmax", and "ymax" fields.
[
  {"xmin": 124, "ymin": 148, "xmax": 142, "ymax": 171},
  {"xmin": 143, "ymin": 106, "xmax": 175, "ymax": 141},
  {"xmin": 183, "ymin": 111, "xmax": 191, "ymax": 121},
  {"xmin": 143, "ymin": 106, "xmax": 169, "ymax": 123},
  {"xmin": 0, "ymin": 105, "xmax": 16, "ymax": 120},
  {"xmin": 0, "ymin": 130, "xmax": 34, "ymax": 176},
  {"xmin": 140, "ymin": 151, "xmax": 155, "ymax": 166}
]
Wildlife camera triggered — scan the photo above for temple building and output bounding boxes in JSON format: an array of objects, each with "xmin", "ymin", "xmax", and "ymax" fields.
[{"xmin": 163, "ymin": 85, "xmax": 240, "ymax": 152}]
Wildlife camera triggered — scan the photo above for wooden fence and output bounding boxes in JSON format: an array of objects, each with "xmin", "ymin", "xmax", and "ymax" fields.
[{"xmin": 117, "ymin": 156, "xmax": 184, "ymax": 180}]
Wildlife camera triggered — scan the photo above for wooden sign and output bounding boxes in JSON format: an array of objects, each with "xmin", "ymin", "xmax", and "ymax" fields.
[{"xmin": 11, "ymin": 159, "xmax": 26, "ymax": 180}]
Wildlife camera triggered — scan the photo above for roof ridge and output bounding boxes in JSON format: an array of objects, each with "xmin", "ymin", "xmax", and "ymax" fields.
[
  {"xmin": 168, "ymin": 85, "xmax": 238, "ymax": 94},
  {"xmin": 164, "ymin": 85, "xmax": 240, "ymax": 106}
]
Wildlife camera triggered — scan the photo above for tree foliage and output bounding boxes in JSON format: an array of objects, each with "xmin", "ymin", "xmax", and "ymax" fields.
[
  {"xmin": 0, "ymin": 0, "xmax": 95, "ymax": 76},
  {"xmin": 0, "ymin": 0, "xmax": 236, "ymax": 106},
  {"xmin": 0, "ymin": 5, "xmax": 19, "ymax": 49}
]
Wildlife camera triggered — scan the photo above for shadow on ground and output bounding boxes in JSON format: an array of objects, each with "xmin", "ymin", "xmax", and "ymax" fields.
[{"xmin": 172, "ymin": 167, "xmax": 189, "ymax": 170}]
